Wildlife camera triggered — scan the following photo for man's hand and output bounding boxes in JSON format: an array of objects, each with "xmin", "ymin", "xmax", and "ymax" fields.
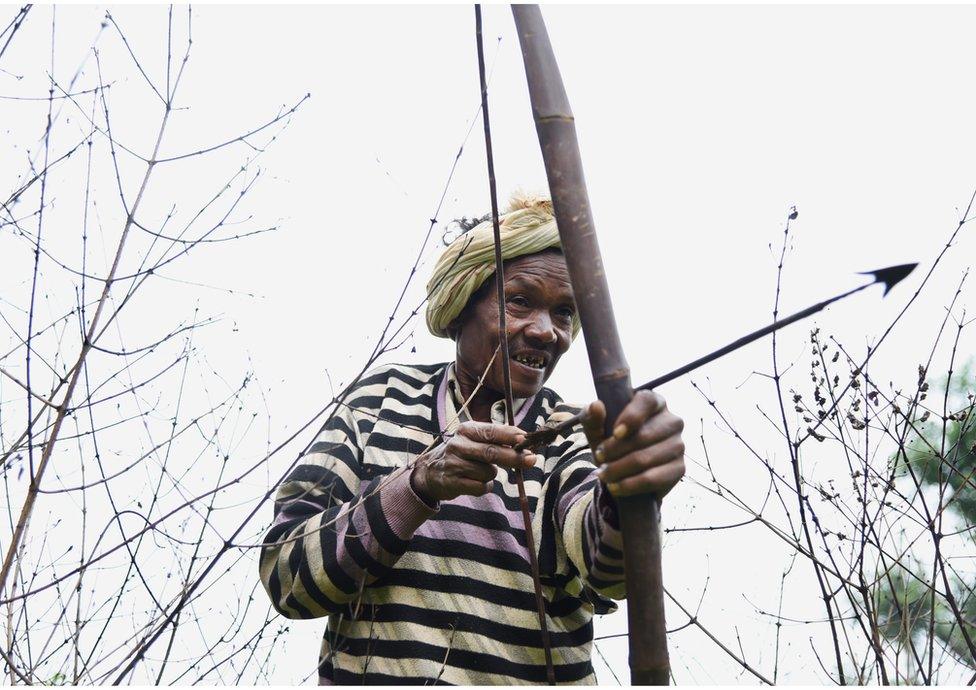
[
  {"xmin": 411, "ymin": 421, "xmax": 538, "ymax": 503},
  {"xmin": 581, "ymin": 390, "xmax": 685, "ymax": 498}
]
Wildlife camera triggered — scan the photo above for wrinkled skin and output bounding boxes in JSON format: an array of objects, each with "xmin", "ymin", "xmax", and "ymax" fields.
[{"xmin": 412, "ymin": 249, "xmax": 685, "ymax": 503}]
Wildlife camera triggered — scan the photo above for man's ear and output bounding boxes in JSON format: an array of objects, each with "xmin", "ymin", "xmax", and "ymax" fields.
[
  {"xmin": 448, "ymin": 292, "xmax": 478, "ymax": 341},
  {"xmin": 446, "ymin": 317, "xmax": 462, "ymax": 341}
]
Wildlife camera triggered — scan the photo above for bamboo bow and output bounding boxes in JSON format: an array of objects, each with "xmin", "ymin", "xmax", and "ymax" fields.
[
  {"xmin": 508, "ymin": 7, "xmax": 671, "ymax": 685},
  {"xmin": 475, "ymin": 5, "xmax": 670, "ymax": 685}
]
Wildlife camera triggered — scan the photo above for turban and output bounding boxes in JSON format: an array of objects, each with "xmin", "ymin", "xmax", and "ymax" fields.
[{"xmin": 425, "ymin": 192, "xmax": 581, "ymax": 339}]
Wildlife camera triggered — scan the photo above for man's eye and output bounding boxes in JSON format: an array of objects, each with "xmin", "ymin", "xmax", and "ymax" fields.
[
  {"xmin": 556, "ymin": 306, "xmax": 575, "ymax": 319},
  {"xmin": 508, "ymin": 295, "xmax": 529, "ymax": 306}
]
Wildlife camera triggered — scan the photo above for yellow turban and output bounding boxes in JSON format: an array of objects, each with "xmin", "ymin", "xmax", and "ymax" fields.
[{"xmin": 425, "ymin": 192, "xmax": 581, "ymax": 339}]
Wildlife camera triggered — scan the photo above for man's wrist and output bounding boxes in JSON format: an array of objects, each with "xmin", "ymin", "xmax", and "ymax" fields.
[
  {"xmin": 409, "ymin": 465, "xmax": 438, "ymax": 509},
  {"xmin": 597, "ymin": 481, "xmax": 621, "ymax": 529}
]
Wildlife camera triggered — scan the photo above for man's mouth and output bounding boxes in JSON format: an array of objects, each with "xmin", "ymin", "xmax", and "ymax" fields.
[{"xmin": 511, "ymin": 352, "xmax": 548, "ymax": 370}]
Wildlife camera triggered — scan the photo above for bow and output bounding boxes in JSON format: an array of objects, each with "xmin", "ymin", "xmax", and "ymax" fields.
[
  {"xmin": 474, "ymin": 4, "xmax": 669, "ymax": 684},
  {"xmin": 507, "ymin": 6, "xmax": 670, "ymax": 684}
]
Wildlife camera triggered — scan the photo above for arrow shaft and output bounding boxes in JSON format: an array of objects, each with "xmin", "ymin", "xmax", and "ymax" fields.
[
  {"xmin": 517, "ymin": 280, "xmax": 877, "ymax": 451},
  {"xmin": 638, "ymin": 281, "xmax": 870, "ymax": 391}
]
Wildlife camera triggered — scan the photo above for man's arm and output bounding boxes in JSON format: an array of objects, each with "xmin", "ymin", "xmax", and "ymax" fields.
[
  {"xmin": 259, "ymin": 401, "xmax": 436, "ymax": 619},
  {"xmin": 552, "ymin": 443, "xmax": 627, "ymax": 600},
  {"xmin": 555, "ymin": 390, "xmax": 686, "ymax": 600}
]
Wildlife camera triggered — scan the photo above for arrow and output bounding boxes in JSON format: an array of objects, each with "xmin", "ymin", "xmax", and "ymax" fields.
[{"xmin": 518, "ymin": 263, "xmax": 918, "ymax": 451}]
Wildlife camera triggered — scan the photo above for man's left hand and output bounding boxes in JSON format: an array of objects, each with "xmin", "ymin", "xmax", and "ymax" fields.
[{"xmin": 580, "ymin": 390, "xmax": 685, "ymax": 498}]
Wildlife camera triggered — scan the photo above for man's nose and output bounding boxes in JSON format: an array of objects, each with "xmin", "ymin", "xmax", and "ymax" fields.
[{"xmin": 525, "ymin": 311, "xmax": 557, "ymax": 344}]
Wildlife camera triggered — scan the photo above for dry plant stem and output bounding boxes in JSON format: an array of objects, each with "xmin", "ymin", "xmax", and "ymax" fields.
[
  {"xmin": 19, "ymin": 20, "xmax": 58, "ymax": 633},
  {"xmin": 71, "ymin": 417, "xmax": 88, "ymax": 685},
  {"xmin": 929, "ymin": 320, "xmax": 976, "ymax": 666},
  {"xmin": 474, "ymin": 5, "xmax": 555, "ymax": 684},
  {"xmin": 0, "ymin": 5, "xmax": 30, "ymax": 64},
  {"xmin": 150, "ymin": 329, "xmax": 200, "ymax": 685},
  {"xmin": 592, "ymin": 640, "xmax": 623, "ymax": 686},
  {"xmin": 0, "ymin": 644, "xmax": 30, "ymax": 685},
  {"xmin": 931, "ymin": 311, "xmax": 963, "ymax": 678},
  {"xmin": 772, "ymin": 555, "xmax": 796, "ymax": 683},
  {"xmin": 854, "ymin": 357, "xmax": 893, "ymax": 685},
  {"xmin": 770, "ymin": 216, "xmax": 847, "ymax": 683},
  {"xmin": 0, "ymin": 32, "xmax": 176, "ymax": 600},
  {"xmin": 3, "ymin": 134, "xmax": 91, "ymax": 211},
  {"xmin": 809, "ymin": 334, "xmax": 890, "ymax": 684},
  {"xmin": 863, "ymin": 280, "xmax": 966, "ymax": 679},
  {"xmin": 663, "ymin": 587, "xmax": 774, "ymax": 684}
]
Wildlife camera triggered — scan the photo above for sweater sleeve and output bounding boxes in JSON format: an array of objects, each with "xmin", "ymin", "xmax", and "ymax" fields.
[
  {"xmin": 259, "ymin": 399, "xmax": 437, "ymax": 619},
  {"xmin": 551, "ymin": 434, "xmax": 626, "ymax": 600}
]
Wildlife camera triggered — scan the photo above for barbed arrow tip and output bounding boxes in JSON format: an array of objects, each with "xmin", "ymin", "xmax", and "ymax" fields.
[{"xmin": 859, "ymin": 262, "xmax": 918, "ymax": 296}]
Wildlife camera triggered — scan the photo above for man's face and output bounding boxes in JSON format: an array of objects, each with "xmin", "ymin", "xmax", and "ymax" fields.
[{"xmin": 453, "ymin": 249, "xmax": 575, "ymax": 400}]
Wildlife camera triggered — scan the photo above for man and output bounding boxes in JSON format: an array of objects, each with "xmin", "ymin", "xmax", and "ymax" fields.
[{"xmin": 260, "ymin": 193, "xmax": 685, "ymax": 684}]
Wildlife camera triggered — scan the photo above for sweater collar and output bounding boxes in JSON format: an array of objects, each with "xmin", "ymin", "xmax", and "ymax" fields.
[{"xmin": 435, "ymin": 363, "xmax": 536, "ymax": 435}]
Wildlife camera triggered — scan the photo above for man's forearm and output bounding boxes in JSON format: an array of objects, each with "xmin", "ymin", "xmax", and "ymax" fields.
[{"xmin": 261, "ymin": 469, "xmax": 437, "ymax": 618}]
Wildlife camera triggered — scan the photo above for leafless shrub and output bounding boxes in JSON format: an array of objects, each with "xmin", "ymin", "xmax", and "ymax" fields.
[
  {"xmin": 0, "ymin": 6, "xmax": 497, "ymax": 683},
  {"xmin": 0, "ymin": 6, "xmax": 314, "ymax": 683},
  {"xmin": 664, "ymin": 197, "xmax": 976, "ymax": 684}
]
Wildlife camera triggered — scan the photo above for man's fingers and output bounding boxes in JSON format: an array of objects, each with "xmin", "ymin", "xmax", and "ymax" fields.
[
  {"xmin": 605, "ymin": 457, "xmax": 685, "ymax": 498},
  {"xmin": 594, "ymin": 411, "xmax": 684, "ymax": 466},
  {"xmin": 448, "ymin": 433, "xmax": 536, "ymax": 470},
  {"xmin": 453, "ymin": 478, "xmax": 494, "ymax": 498},
  {"xmin": 457, "ymin": 421, "xmax": 525, "ymax": 447},
  {"xmin": 580, "ymin": 400, "xmax": 606, "ymax": 450},
  {"xmin": 597, "ymin": 435, "xmax": 685, "ymax": 484},
  {"xmin": 610, "ymin": 390, "xmax": 666, "ymax": 441},
  {"xmin": 457, "ymin": 459, "xmax": 498, "ymax": 483}
]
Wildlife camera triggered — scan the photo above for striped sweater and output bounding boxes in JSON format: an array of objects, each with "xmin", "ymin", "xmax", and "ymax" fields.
[{"xmin": 260, "ymin": 362, "xmax": 625, "ymax": 685}]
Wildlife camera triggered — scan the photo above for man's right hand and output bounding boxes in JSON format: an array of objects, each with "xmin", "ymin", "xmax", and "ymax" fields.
[{"xmin": 410, "ymin": 421, "xmax": 538, "ymax": 503}]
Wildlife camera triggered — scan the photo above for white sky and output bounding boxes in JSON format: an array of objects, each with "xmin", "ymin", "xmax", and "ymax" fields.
[{"xmin": 2, "ymin": 2, "xmax": 976, "ymax": 685}]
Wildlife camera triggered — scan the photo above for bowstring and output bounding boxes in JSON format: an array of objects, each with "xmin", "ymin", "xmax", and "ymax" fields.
[{"xmin": 474, "ymin": 5, "xmax": 556, "ymax": 685}]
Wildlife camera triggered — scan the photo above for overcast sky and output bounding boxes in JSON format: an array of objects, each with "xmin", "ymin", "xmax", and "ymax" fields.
[{"xmin": 3, "ymin": 3, "xmax": 976, "ymax": 684}]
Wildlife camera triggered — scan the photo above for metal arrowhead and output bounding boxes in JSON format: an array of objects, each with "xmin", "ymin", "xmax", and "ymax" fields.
[{"xmin": 859, "ymin": 263, "xmax": 918, "ymax": 296}]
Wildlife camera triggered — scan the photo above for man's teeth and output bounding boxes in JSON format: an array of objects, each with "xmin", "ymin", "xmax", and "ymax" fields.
[{"xmin": 513, "ymin": 354, "xmax": 545, "ymax": 369}]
